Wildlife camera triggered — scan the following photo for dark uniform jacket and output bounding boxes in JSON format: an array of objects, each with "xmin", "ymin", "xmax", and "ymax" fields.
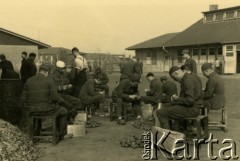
[
  {"xmin": 117, "ymin": 79, "xmax": 138, "ymax": 102},
  {"xmin": 22, "ymin": 73, "xmax": 65, "ymax": 112},
  {"xmin": 161, "ymin": 80, "xmax": 178, "ymax": 103},
  {"xmin": 173, "ymin": 73, "xmax": 202, "ymax": 107},
  {"xmin": 146, "ymin": 78, "xmax": 162, "ymax": 101},
  {"xmin": 20, "ymin": 58, "xmax": 27, "ymax": 80},
  {"xmin": 120, "ymin": 60, "xmax": 141, "ymax": 81},
  {"xmin": 79, "ymin": 79, "xmax": 99, "ymax": 100},
  {"xmin": 203, "ymin": 72, "xmax": 225, "ymax": 110},
  {"xmin": 185, "ymin": 58, "xmax": 197, "ymax": 74},
  {"xmin": 93, "ymin": 71, "xmax": 109, "ymax": 85},
  {"xmin": 21, "ymin": 58, "xmax": 37, "ymax": 83},
  {"xmin": 50, "ymin": 69, "xmax": 71, "ymax": 94},
  {"xmin": 0, "ymin": 60, "xmax": 14, "ymax": 79}
]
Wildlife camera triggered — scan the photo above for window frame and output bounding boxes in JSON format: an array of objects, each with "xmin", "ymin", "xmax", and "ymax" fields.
[{"xmin": 225, "ymin": 11, "xmax": 235, "ymax": 20}]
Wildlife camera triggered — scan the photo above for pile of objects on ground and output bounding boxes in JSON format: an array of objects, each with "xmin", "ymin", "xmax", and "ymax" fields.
[
  {"xmin": 0, "ymin": 119, "xmax": 40, "ymax": 161},
  {"xmin": 132, "ymin": 116, "xmax": 155, "ymax": 131},
  {"xmin": 120, "ymin": 135, "xmax": 144, "ymax": 149}
]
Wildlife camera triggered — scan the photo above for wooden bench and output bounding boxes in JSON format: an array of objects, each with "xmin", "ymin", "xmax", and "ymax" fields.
[{"xmin": 29, "ymin": 114, "xmax": 62, "ymax": 145}]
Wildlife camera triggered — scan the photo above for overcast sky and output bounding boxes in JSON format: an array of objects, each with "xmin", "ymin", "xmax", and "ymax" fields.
[{"xmin": 0, "ymin": 0, "xmax": 239, "ymax": 56}]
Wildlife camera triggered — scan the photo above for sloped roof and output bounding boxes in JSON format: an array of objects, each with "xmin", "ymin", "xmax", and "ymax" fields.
[
  {"xmin": 0, "ymin": 27, "xmax": 51, "ymax": 48},
  {"xmin": 165, "ymin": 18, "xmax": 240, "ymax": 47},
  {"xmin": 126, "ymin": 33, "xmax": 179, "ymax": 50}
]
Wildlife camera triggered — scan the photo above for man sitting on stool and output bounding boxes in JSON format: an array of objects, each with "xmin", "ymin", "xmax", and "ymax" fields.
[
  {"xmin": 201, "ymin": 63, "xmax": 226, "ymax": 110},
  {"xmin": 116, "ymin": 78, "xmax": 141, "ymax": 125},
  {"xmin": 22, "ymin": 63, "xmax": 71, "ymax": 139},
  {"xmin": 160, "ymin": 75, "xmax": 178, "ymax": 105},
  {"xmin": 156, "ymin": 66, "xmax": 203, "ymax": 130},
  {"xmin": 78, "ymin": 76, "xmax": 105, "ymax": 109},
  {"xmin": 93, "ymin": 66, "xmax": 110, "ymax": 98},
  {"xmin": 139, "ymin": 73, "xmax": 162, "ymax": 109}
]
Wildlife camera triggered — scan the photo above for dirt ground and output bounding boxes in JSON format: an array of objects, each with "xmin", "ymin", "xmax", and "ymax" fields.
[{"xmin": 37, "ymin": 73, "xmax": 240, "ymax": 161}]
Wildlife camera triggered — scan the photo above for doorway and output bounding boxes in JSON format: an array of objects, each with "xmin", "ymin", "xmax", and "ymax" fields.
[
  {"xmin": 164, "ymin": 55, "xmax": 170, "ymax": 71},
  {"xmin": 237, "ymin": 51, "xmax": 240, "ymax": 73}
]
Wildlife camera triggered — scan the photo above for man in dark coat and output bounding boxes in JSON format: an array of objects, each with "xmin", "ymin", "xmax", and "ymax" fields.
[
  {"xmin": 120, "ymin": 56, "xmax": 141, "ymax": 82},
  {"xmin": 116, "ymin": 79, "xmax": 141, "ymax": 125},
  {"xmin": 21, "ymin": 53, "xmax": 37, "ymax": 83},
  {"xmin": 156, "ymin": 66, "xmax": 203, "ymax": 130},
  {"xmin": 140, "ymin": 73, "xmax": 162, "ymax": 108},
  {"xmin": 20, "ymin": 52, "xmax": 28, "ymax": 82},
  {"xmin": 182, "ymin": 49, "xmax": 197, "ymax": 74},
  {"xmin": 50, "ymin": 61, "xmax": 83, "ymax": 120},
  {"xmin": 201, "ymin": 63, "xmax": 226, "ymax": 110},
  {"xmin": 160, "ymin": 75, "xmax": 178, "ymax": 104},
  {"xmin": 92, "ymin": 66, "xmax": 109, "ymax": 97},
  {"xmin": 78, "ymin": 77, "xmax": 105, "ymax": 107},
  {"xmin": 22, "ymin": 64, "xmax": 70, "ymax": 137},
  {"xmin": 0, "ymin": 54, "xmax": 14, "ymax": 79}
]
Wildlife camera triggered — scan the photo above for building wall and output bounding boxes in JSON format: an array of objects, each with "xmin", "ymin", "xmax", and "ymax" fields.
[
  {"xmin": 136, "ymin": 48, "xmax": 165, "ymax": 73},
  {"xmin": 0, "ymin": 45, "xmax": 38, "ymax": 72}
]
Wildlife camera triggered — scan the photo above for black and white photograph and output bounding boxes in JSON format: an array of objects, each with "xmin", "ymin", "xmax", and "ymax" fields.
[{"xmin": 0, "ymin": 0, "xmax": 240, "ymax": 160}]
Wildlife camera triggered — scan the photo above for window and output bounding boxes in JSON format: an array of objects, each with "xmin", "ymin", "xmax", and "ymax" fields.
[
  {"xmin": 200, "ymin": 49, "xmax": 207, "ymax": 55},
  {"xmin": 151, "ymin": 50, "xmax": 157, "ymax": 65},
  {"xmin": 237, "ymin": 10, "xmax": 240, "ymax": 18},
  {"xmin": 226, "ymin": 53, "xmax": 234, "ymax": 57},
  {"xmin": 217, "ymin": 47, "xmax": 223, "ymax": 56},
  {"xmin": 209, "ymin": 48, "xmax": 215, "ymax": 55},
  {"xmin": 206, "ymin": 14, "xmax": 214, "ymax": 22},
  {"xmin": 146, "ymin": 50, "xmax": 157, "ymax": 65},
  {"xmin": 177, "ymin": 49, "xmax": 183, "ymax": 63},
  {"xmin": 215, "ymin": 13, "xmax": 223, "ymax": 21},
  {"xmin": 226, "ymin": 45, "xmax": 233, "ymax": 51},
  {"xmin": 192, "ymin": 49, "xmax": 198, "ymax": 56},
  {"xmin": 236, "ymin": 44, "xmax": 240, "ymax": 51},
  {"xmin": 226, "ymin": 11, "xmax": 235, "ymax": 19},
  {"xmin": 146, "ymin": 51, "xmax": 152, "ymax": 65}
]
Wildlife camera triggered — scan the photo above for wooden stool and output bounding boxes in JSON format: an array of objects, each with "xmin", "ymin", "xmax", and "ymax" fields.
[
  {"xmin": 184, "ymin": 115, "xmax": 209, "ymax": 140},
  {"xmin": 29, "ymin": 114, "xmax": 61, "ymax": 145},
  {"xmin": 209, "ymin": 107, "xmax": 227, "ymax": 132},
  {"xmin": 123, "ymin": 102, "xmax": 134, "ymax": 121},
  {"xmin": 85, "ymin": 105, "xmax": 93, "ymax": 118},
  {"xmin": 109, "ymin": 101, "xmax": 134, "ymax": 121}
]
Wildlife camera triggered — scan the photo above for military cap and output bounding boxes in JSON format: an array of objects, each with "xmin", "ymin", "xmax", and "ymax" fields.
[
  {"xmin": 39, "ymin": 63, "xmax": 51, "ymax": 72},
  {"xmin": 182, "ymin": 49, "xmax": 190, "ymax": 55},
  {"xmin": 22, "ymin": 51, "xmax": 27, "ymax": 56},
  {"xmin": 201, "ymin": 63, "xmax": 213, "ymax": 71},
  {"xmin": 146, "ymin": 72, "xmax": 154, "ymax": 78},
  {"xmin": 160, "ymin": 75, "xmax": 168, "ymax": 81},
  {"xmin": 169, "ymin": 66, "xmax": 180, "ymax": 75},
  {"xmin": 29, "ymin": 53, "xmax": 36, "ymax": 57}
]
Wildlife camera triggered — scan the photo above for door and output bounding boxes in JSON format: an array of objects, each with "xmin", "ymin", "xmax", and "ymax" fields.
[
  {"xmin": 164, "ymin": 55, "xmax": 170, "ymax": 71},
  {"xmin": 237, "ymin": 51, "xmax": 240, "ymax": 73}
]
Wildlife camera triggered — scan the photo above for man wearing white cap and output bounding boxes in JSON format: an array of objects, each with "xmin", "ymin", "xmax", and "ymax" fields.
[{"xmin": 50, "ymin": 61, "xmax": 82, "ymax": 122}]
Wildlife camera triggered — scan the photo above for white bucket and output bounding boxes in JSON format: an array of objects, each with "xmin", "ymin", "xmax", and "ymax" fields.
[
  {"xmin": 142, "ymin": 104, "xmax": 153, "ymax": 118},
  {"xmin": 67, "ymin": 122, "xmax": 86, "ymax": 137}
]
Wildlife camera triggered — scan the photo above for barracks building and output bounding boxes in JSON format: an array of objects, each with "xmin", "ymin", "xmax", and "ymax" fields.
[{"xmin": 127, "ymin": 5, "xmax": 240, "ymax": 74}]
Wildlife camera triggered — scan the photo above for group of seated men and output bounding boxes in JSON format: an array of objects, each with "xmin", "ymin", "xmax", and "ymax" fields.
[
  {"xmin": 112, "ymin": 55, "xmax": 225, "ymax": 131},
  {"xmin": 22, "ymin": 48, "xmax": 110, "ymax": 138},
  {"xmin": 22, "ymin": 48, "xmax": 226, "ymax": 138}
]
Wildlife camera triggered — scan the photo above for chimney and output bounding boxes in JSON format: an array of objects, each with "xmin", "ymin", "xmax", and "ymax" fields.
[{"xmin": 209, "ymin": 4, "xmax": 218, "ymax": 11}]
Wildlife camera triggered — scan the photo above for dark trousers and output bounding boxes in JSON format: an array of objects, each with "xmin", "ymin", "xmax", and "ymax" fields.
[
  {"xmin": 156, "ymin": 105, "xmax": 200, "ymax": 130},
  {"xmin": 140, "ymin": 96, "xmax": 158, "ymax": 105},
  {"xmin": 95, "ymin": 84, "xmax": 109, "ymax": 97},
  {"xmin": 60, "ymin": 93, "xmax": 83, "ymax": 119},
  {"xmin": 116, "ymin": 98, "xmax": 141, "ymax": 117},
  {"xmin": 81, "ymin": 94, "xmax": 105, "ymax": 106}
]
